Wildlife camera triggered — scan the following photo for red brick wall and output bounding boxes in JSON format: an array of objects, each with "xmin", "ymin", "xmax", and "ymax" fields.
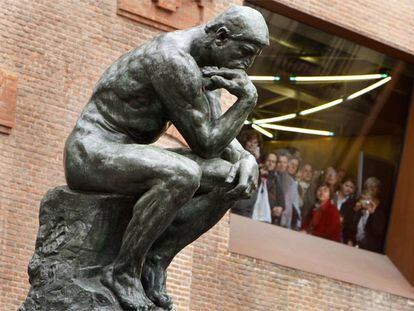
[
  {"xmin": 0, "ymin": 1, "xmax": 238, "ymax": 310},
  {"xmin": 0, "ymin": 1, "xmax": 413, "ymax": 311}
]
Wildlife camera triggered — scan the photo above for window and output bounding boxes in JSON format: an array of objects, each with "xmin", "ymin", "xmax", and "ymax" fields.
[{"xmin": 230, "ymin": 2, "xmax": 414, "ymax": 296}]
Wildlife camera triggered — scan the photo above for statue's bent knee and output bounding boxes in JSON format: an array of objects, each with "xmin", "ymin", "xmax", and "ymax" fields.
[{"xmin": 173, "ymin": 164, "xmax": 202, "ymax": 190}]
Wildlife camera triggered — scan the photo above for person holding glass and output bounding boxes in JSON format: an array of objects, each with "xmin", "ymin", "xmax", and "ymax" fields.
[{"xmin": 348, "ymin": 177, "xmax": 386, "ymax": 253}]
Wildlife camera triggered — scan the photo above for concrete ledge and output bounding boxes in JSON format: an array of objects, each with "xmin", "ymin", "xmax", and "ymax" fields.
[{"xmin": 229, "ymin": 213, "xmax": 414, "ymax": 300}]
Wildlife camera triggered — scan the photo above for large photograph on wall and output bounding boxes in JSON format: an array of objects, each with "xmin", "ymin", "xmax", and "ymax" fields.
[{"xmin": 231, "ymin": 3, "xmax": 414, "ymax": 254}]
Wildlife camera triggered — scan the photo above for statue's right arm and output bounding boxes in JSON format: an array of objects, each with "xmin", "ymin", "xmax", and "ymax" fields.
[{"xmin": 147, "ymin": 51, "xmax": 258, "ymax": 159}]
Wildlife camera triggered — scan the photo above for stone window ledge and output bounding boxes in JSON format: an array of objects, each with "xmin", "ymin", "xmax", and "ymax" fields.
[{"xmin": 229, "ymin": 213, "xmax": 414, "ymax": 299}]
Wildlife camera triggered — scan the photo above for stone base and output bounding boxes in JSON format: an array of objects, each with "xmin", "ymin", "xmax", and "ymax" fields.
[
  {"xmin": 21, "ymin": 275, "xmax": 122, "ymax": 311},
  {"xmin": 19, "ymin": 186, "xmax": 159, "ymax": 311}
]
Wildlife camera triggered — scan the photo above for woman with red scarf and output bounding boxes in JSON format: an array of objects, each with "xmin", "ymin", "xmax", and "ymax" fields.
[{"xmin": 302, "ymin": 183, "xmax": 341, "ymax": 242}]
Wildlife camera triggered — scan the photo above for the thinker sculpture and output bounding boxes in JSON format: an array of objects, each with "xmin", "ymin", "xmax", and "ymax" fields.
[{"xmin": 21, "ymin": 5, "xmax": 269, "ymax": 311}]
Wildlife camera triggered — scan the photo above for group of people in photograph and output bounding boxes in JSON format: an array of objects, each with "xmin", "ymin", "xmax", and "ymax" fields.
[{"xmin": 232, "ymin": 130, "xmax": 387, "ymax": 253}]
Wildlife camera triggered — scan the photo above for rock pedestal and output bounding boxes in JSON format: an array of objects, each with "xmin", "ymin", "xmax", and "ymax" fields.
[{"xmin": 20, "ymin": 186, "xmax": 137, "ymax": 311}]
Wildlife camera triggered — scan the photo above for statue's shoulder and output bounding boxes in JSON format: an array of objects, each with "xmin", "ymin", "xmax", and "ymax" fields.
[
  {"xmin": 147, "ymin": 49, "xmax": 194, "ymax": 68},
  {"xmin": 142, "ymin": 35, "xmax": 196, "ymax": 69},
  {"xmin": 137, "ymin": 34, "xmax": 201, "ymax": 94}
]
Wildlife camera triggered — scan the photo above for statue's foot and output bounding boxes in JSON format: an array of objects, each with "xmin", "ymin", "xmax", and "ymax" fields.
[
  {"xmin": 142, "ymin": 261, "xmax": 173, "ymax": 310},
  {"xmin": 101, "ymin": 265, "xmax": 155, "ymax": 311}
]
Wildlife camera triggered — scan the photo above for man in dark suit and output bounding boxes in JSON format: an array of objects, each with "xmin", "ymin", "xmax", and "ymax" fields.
[{"xmin": 231, "ymin": 152, "xmax": 285, "ymax": 221}]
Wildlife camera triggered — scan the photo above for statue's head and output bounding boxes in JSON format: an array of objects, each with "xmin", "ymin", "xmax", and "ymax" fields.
[{"xmin": 201, "ymin": 5, "xmax": 269, "ymax": 69}]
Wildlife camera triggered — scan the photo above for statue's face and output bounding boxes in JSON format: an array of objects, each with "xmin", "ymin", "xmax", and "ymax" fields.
[
  {"xmin": 204, "ymin": 27, "xmax": 264, "ymax": 70},
  {"xmin": 212, "ymin": 38, "xmax": 263, "ymax": 70}
]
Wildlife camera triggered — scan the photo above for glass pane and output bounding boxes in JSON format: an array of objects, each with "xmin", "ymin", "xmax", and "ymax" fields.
[{"xmin": 232, "ymin": 3, "xmax": 414, "ymax": 254}]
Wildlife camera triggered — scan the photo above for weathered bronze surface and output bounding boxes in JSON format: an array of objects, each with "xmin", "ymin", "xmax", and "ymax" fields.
[{"xmin": 20, "ymin": 5, "xmax": 269, "ymax": 310}]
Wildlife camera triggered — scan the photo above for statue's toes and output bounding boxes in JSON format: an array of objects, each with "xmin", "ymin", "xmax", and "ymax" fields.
[
  {"xmin": 148, "ymin": 291, "xmax": 172, "ymax": 309},
  {"xmin": 134, "ymin": 294, "xmax": 156, "ymax": 311}
]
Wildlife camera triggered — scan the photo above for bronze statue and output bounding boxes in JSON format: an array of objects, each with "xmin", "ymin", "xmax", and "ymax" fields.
[{"xmin": 22, "ymin": 5, "xmax": 269, "ymax": 311}]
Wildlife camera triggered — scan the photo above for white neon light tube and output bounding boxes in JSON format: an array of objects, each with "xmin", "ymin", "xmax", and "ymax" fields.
[
  {"xmin": 252, "ymin": 124, "xmax": 274, "ymax": 138},
  {"xmin": 346, "ymin": 76, "xmax": 392, "ymax": 100},
  {"xmin": 253, "ymin": 113, "xmax": 297, "ymax": 124},
  {"xmin": 299, "ymin": 99, "xmax": 344, "ymax": 116},
  {"xmin": 260, "ymin": 123, "xmax": 334, "ymax": 136},
  {"xmin": 298, "ymin": 77, "xmax": 392, "ymax": 116},
  {"xmin": 249, "ymin": 76, "xmax": 281, "ymax": 82},
  {"xmin": 290, "ymin": 73, "xmax": 388, "ymax": 83}
]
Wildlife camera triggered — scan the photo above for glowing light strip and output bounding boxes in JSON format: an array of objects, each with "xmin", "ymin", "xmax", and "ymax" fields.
[
  {"xmin": 299, "ymin": 99, "xmax": 344, "ymax": 116},
  {"xmin": 246, "ymin": 75, "xmax": 391, "ymax": 137},
  {"xmin": 252, "ymin": 124, "xmax": 274, "ymax": 138},
  {"xmin": 299, "ymin": 76, "xmax": 392, "ymax": 116},
  {"xmin": 260, "ymin": 123, "xmax": 334, "ymax": 136},
  {"xmin": 249, "ymin": 73, "xmax": 388, "ymax": 83},
  {"xmin": 346, "ymin": 76, "xmax": 392, "ymax": 100},
  {"xmin": 253, "ymin": 113, "xmax": 297, "ymax": 124},
  {"xmin": 249, "ymin": 76, "xmax": 281, "ymax": 82},
  {"xmin": 290, "ymin": 73, "xmax": 388, "ymax": 82}
]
